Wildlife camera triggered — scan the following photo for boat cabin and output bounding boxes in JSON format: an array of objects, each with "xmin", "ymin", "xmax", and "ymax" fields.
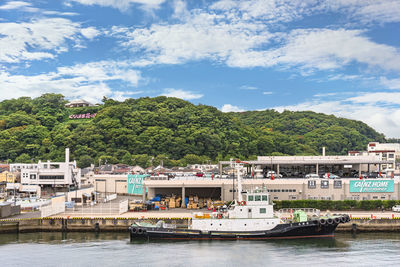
[{"xmin": 227, "ymin": 189, "xmax": 274, "ymax": 219}]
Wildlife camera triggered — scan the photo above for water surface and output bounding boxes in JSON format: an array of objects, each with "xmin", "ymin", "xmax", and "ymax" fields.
[{"xmin": 0, "ymin": 232, "xmax": 399, "ymax": 266}]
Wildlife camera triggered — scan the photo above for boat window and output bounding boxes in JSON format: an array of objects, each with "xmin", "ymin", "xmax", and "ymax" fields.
[
  {"xmin": 260, "ymin": 208, "xmax": 266, "ymax": 214},
  {"xmin": 262, "ymin": 195, "xmax": 268, "ymax": 201},
  {"xmin": 255, "ymin": 195, "xmax": 261, "ymax": 201},
  {"xmin": 248, "ymin": 195, "xmax": 254, "ymax": 201}
]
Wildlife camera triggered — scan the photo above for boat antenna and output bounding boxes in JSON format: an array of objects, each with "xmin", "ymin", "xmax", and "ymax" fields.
[{"xmin": 235, "ymin": 160, "xmax": 248, "ymax": 203}]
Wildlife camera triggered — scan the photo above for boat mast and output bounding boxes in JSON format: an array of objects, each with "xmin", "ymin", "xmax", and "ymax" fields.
[{"xmin": 236, "ymin": 161, "xmax": 243, "ymax": 203}]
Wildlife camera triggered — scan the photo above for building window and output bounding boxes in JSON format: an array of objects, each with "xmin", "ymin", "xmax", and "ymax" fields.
[
  {"xmin": 372, "ymin": 196, "xmax": 378, "ymax": 199},
  {"xmin": 248, "ymin": 195, "xmax": 254, "ymax": 201},
  {"xmin": 30, "ymin": 174, "xmax": 36, "ymax": 180},
  {"xmin": 381, "ymin": 196, "xmax": 386, "ymax": 199},
  {"xmin": 321, "ymin": 180, "xmax": 329, "ymax": 189},
  {"xmin": 260, "ymin": 208, "xmax": 266, "ymax": 214},
  {"xmin": 308, "ymin": 180, "xmax": 316, "ymax": 189},
  {"xmin": 389, "ymin": 154, "xmax": 394, "ymax": 158},
  {"xmin": 39, "ymin": 175, "xmax": 64, "ymax": 180},
  {"xmin": 334, "ymin": 180, "xmax": 342, "ymax": 189},
  {"xmin": 293, "ymin": 189, "xmax": 296, "ymax": 192},
  {"xmin": 273, "ymin": 196, "xmax": 278, "ymax": 200},
  {"xmin": 262, "ymin": 195, "xmax": 268, "ymax": 201},
  {"xmin": 255, "ymin": 195, "xmax": 261, "ymax": 201}
]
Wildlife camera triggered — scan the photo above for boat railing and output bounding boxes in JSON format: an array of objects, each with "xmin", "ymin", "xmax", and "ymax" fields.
[{"xmin": 277, "ymin": 208, "xmax": 320, "ymax": 217}]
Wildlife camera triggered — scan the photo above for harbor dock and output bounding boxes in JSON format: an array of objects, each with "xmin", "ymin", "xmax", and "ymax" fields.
[{"xmin": 2, "ymin": 215, "xmax": 400, "ymax": 234}]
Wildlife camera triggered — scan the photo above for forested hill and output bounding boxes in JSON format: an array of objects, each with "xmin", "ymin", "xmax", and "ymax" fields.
[{"xmin": 0, "ymin": 94, "xmax": 387, "ymax": 168}]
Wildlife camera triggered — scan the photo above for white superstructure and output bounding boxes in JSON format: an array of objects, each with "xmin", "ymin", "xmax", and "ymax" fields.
[{"xmin": 191, "ymin": 161, "xmax": 280, "ymax": 232}]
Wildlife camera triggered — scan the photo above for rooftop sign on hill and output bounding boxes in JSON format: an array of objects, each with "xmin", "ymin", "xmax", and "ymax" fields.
[{"xmin": 69, "ymin": 113, "xmax": 97, "ymax": 119}]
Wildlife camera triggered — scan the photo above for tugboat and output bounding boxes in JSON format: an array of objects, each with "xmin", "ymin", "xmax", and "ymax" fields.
[{"xmin": 129, "ymin": 161, "xmax": 350, "ymax": 240}]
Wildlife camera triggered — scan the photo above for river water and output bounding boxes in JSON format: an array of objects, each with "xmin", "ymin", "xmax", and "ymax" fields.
[{"xmin": 0, "ymin": 232, "xmax": 399, "ymax": 266}]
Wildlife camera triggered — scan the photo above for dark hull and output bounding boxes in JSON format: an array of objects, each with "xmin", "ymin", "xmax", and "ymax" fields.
[{"xmin": 129, "ymin": 220, "xmax": 340, "ymax": 241}]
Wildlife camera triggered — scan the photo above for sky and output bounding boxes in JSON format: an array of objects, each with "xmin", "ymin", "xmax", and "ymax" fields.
[{"xmin": 1, "ymin": 1, "xmax": 400, "ymax": 137}]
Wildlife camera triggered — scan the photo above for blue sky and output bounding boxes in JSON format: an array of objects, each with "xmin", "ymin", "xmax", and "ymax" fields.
[{"xmin": 1, "ymin": 0, "xmax": 400, "ymax": 137}]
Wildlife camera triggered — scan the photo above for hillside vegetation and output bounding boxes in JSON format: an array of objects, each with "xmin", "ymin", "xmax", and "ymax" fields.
[{"xmin": 0, "ymin": 94, "xmax": 386, "ymax": 168}]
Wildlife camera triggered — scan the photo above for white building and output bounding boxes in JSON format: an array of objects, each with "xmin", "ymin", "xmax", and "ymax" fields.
[
  {"xmin": 10, "ymin": 148, "xmax": 81, "ymax": 190},
  {"xmin": 65, "ymin": 99, "xmax": 93, "ymax": 108},
  {"xmin": 187, "ymin": 164, "xmax": 218, "ymax": 172},
  {"xmin": 349, "ymin": 142, "xmax": 400, "ymax": 173}
]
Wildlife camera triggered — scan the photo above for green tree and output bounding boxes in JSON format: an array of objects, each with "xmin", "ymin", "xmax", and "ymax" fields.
[
  {"xmin": 15, "ymin": 153, "xmax": 32, "ymax": 163},
  {"xmin": 78, "ymin": 155, "xmax": 93, "ymax": 168}
]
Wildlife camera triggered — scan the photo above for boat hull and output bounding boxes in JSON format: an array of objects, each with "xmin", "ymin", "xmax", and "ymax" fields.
[{"xmin": 129, "ymin": 220, "xmax": 340, "ymax": 241}]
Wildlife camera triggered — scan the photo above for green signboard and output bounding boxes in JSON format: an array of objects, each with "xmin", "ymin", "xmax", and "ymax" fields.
[
  {"xmin": 349, "ymin": 180, "xmax": 394, "ymax": 193},
  {"xmin": 127, "ymin": 174, "xmax": 149, "ymax": 195}
]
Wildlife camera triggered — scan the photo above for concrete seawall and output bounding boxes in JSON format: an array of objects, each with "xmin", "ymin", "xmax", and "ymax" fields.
[
  {"xmin": 0, "ymin": 217, "xmax": 189, "ymax": 234},
  {"xmin": 2, "ymin": 217, "xmax": 400, "ymax": 234}
]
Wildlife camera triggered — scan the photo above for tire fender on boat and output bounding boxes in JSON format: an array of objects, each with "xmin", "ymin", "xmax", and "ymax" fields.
[
  {"xmin": 131, "ymin": 227, "xmax": 138, "ymax": 234},
  {"xmin": 327, "ymin": 218, "xmax": 334, "ymax": 225},
  {"xmin": 240, "ymin": 201, "xmax": 246, "ymax": 206},
  {"xmin": 334, "ymin": 217, "xmax": 341, "ymax": 224},
  {"xmin": 319, "ymin": 218, "xmax": 327, "ymax": 225},
  {"xmin": 138, "ymin": 228, "xmax": 143, "ymax": 234}
]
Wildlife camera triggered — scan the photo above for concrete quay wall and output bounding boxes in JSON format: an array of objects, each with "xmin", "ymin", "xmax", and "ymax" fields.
[
  {"xmin": 2, "ymin": 217, "xmax": 400, "ymax": 234},
  {"xmin": 0, "ymin": 217, "xmax": 189, "ymax": 234}
]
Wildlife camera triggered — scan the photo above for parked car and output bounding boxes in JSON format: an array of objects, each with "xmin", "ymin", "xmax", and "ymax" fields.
[
  {"xmin": 305, "ymin": 173, "xmax": 320, "ymax": 179},
  {"xmin": 322, "ymin": 173, "xmax": 340, "ymax": 179},
  {"xmin": 266, "ymin": 171, "xmax": 282, "ymax": 178},
  {"xmin": 392, "ymin": 205, "xmax": 400, "ymax": 212}
]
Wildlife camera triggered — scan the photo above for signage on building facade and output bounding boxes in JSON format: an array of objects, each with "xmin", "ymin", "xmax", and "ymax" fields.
[
  {"xmin": 127, "ymin": 174, "xmax": 148, "ymax": 195},
  {"xmin": 349, "ymin": 180, "xmax": 394, "ymax": 193}
]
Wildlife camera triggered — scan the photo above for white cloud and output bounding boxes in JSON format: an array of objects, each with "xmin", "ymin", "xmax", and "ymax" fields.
[
  {"xmin": 111, "ymin": 6, "xmax": 400, "ymax": 73},
  {"xmin": 0, "ymin": 1, "xmax": 36, "ymax": 11},
  {"xmin": 110, "ymin": 12, "xmax": 270, "ymax": 66},
  {"xmin": 110, "ymin": 90, "xmax": 144, "ymax": 101},
  {"xmin": 69, "ymin": 0, "xmax": 165, "ymax": 11},
  {"xmin": 0, "ymin": 18, "xmax": 99, "ymax": 64},
  {"xmin": 0, "ymin": 61, "xmax": 142, "ymax": 103},
  {"xmin": 263, "ymin": 91, "xmax": 273, "ymax": 95},
  {"xmin": 211, "ymin": 0, "xmax": 400, "ymax": 25},
  {"xmin": 240, "ymin": 85, "xmax": 258, "ymax": 90},
  {"xmin": 323, "ymin": 0, "xmax": 400, "ymax": 24},
  {"xmin": 161, "ymin": 88, "xmax": 203, "ymax": 100},
  {"xmin": 80, "ymin": 27, "xmax": 100, "ymax": 40},
  {"xmin": 0, "ymin": 1, "xmax": 77, "ymax": 15},
  {"xmin": 313, "ymin": 92, "xmax": 337, "ymax": 97},
  {"xmin": 347, "ymin": 92, "xmax": 400, "ymax": 104},
  {"xmin": 221, "ymin": 104, "xmax": 245, "ymax": 112},
  {"xmin": 249, "ymin": 28, "xmax": 400, "ymax": 72},
  {"xmin": 381, "ymin": 77, "xmax": 400, "ymax": 90}
]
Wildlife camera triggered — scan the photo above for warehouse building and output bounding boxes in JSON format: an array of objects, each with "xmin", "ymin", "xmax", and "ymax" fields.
[
  {"xmin": 143, "ymin": 178, "xmax": 400, "ymax": 202},
  {"xmin": 219, "ymin": 154, "xmax": 392, "ymax": 178}
]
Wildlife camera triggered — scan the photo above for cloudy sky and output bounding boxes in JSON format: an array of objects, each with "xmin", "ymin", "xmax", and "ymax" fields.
[{"xmin": 1, "ymin": 0, "xmax": 400, "ymax": 137}]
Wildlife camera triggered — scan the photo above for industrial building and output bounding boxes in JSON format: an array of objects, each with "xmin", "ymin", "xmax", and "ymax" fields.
[
  {"xmin": 10, "ymin": 148, "xmax": 81, "ymax": 195},
  {"xmin": 219, "ymin": 154, "xmax": 392, "ymax": 178}
]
